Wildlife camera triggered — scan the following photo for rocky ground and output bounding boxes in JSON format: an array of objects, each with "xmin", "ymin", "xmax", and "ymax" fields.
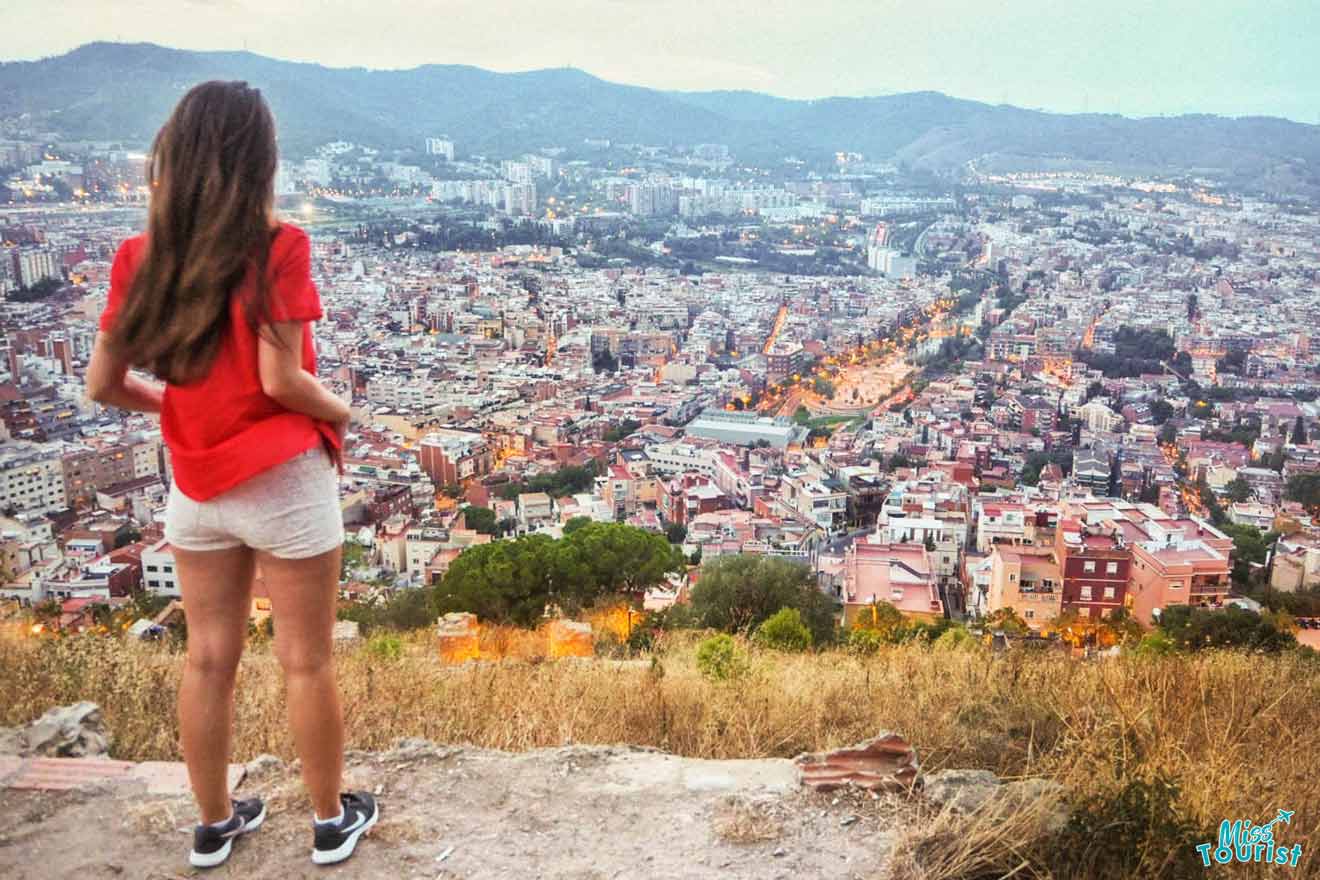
[{"xmin": 0, "ymin": 741, "xmax": 908, "ymax": 880}]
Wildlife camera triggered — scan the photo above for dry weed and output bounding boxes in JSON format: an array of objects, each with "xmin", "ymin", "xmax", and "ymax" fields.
[
  {"xmin": 711, "ymin": 795, "xmax": 784, "ymax": 844},
  {"xmin": 888, "ymin": 793, "xmax": 1061, "ymax": 880},
  {"xmin": 3, "ymin": 632, "xmax": 1318, "ymax": 876}
]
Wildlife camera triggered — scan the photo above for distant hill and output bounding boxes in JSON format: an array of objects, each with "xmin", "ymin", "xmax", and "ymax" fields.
[{"xmin": 3, "ymin": 42, "xmax": 1320, "ymax": 197}]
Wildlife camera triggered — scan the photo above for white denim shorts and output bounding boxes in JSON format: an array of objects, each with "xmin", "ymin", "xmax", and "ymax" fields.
[{"xmin": 164, "ymin": 447, "xmax": 344, "ymax": 559}]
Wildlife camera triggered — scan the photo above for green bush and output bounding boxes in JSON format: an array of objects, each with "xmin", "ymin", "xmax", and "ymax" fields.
[
  {"xmin": 932, "ymin": 624, "xmax": 978, "ymax": 651},
  {"xmin": 695, "ymin": 634, "xmax": 748, "ymax": 681},
  {"xmin": 1049, "ymin": 777, "xmax": 1213, "ymax": 879},
  {"xmin": 1157, "ymin": 604, "xmax": 1295, "ymax": 653},
  {"xmin": 1135, "ymin": 632, "xmax": 1178, "ymax": 657},
  {"xmin": 753, "ymin": 608, "xmax": 813, "ymax": 652},
  {"xmin": 846, "ymin": 626, "xmax": 885, "ymax": 655},
  {"xmin": 688, "ymin": 554, "xmax": 838, "ymax": 645},
  {"xmin": 366, "ymin": 633, "xmax": 403, "ymax": 662}
]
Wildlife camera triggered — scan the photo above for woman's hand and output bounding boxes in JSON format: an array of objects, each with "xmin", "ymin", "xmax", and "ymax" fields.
[{"xmin": 328, "ymin": 415, "xmax": 350, "ymax": 474}]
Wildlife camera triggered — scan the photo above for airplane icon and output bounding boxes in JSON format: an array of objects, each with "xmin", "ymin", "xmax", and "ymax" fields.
[{"xmin": 1261, "ymin": 809, "xmax": 1295, "ymax": 833}]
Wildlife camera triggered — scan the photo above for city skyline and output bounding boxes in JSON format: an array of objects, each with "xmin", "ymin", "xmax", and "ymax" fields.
[{"xmin": 2, "ymin": 0, "xmax": 1319, "ymax": 124}]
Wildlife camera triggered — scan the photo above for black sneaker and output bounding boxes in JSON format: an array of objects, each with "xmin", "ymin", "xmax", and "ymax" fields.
[
  {"xmin": 312, "ymin": 791, "xmax": 380, "ymax": 866},
  {"xmin": 189, "ymin": 797, "xmax": 266, "ymax": 868}
]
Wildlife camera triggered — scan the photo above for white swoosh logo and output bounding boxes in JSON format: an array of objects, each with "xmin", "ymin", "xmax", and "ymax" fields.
[{"xmin": 339, "ymin": 812, "xmax": 366, "ymax": 835}]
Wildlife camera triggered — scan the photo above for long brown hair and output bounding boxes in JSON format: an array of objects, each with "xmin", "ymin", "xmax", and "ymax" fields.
[{"xmin": 110, "ymin": 81, "xmax": 279, "ymax": 384}]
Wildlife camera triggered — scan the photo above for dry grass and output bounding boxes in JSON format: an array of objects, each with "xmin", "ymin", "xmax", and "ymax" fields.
[
  {"xmin": 711, "ymin": 795, "xmax": 784, "ymax": 844},
  {"xmin": 889, "ymin": 794, "xmax": 1062, "ymax": 880},
  {"xmin": 2, "ymin": 629, "xmax": 1318, "ymax": 877}
]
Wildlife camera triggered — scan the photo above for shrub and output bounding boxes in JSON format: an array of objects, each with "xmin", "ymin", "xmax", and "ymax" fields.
[
  {"xmin": 1135, "ymin": 632, "xmax": 1178, "ymax": 657},
  {"xmin": 366, "ymin": 633, "xmax": 403, "ymax": 662},
  {"xmin": 852, "ymin": 600, "xmax": 905, "ymax": 641},
  {"xmin": 689, "ymin": 554, "xmax": 837, "ymax": 644},
  {"xmin": 846, "ymin": 626, "xmax": 885, "ymax": 655},
  {"xmin": 1157, "ymin": 604, "xmax": 1295, "ymax": 653},
  {"xmin": 695, "ymin": 634, "xmax": 748, "ymax": 681},
  {"xmin": 753, "ymin": 608, "xmax": 812, "ymax": 652},
  {"xmin": 1049, "ymin": 777, "xmax": 1213, "ymax": 879},
  {"xmin": 933, "ymin": 624, "xmax": 979, "ymax": 651}
]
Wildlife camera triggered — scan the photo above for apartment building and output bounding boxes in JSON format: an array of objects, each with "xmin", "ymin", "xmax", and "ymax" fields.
[
  {"xmin": 418, "ymin": 429, "xmax": 493, "ymax": 487},
  {"xmin": 1128, "ymin": 520, "xmax": 1233, "ymax": 625},
  {"xmin": 987, "ymin": 546, "xmax": 1063, "ymax": 629},
  {"xmin": 841, "ymin": 539, "xmax": 943, "ymax": 626},
  {"xmin": 0, "ymin": 444, "xmax": 67, "ymax": 513},
  {"xmin": 61, "ymin": 443, "xmax": 137, "ymax": 506},
  {"xmin": 1054, "ymin": 519, "xmax": 1130, "ymax": 619},
  {"xmin": 141, "ymin": 540, "xmax": 182, "ymax": 597}
]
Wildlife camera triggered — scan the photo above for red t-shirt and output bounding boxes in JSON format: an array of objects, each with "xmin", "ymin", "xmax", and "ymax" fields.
[{"xmin": 99, "ymin": 223, "xmax": 340, "ymax": 501}]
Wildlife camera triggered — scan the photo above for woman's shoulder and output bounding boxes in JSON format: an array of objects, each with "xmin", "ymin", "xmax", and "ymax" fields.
[
  {"xmin": 110, "ymin": 234, "xmax": 148, "ymax": 278},
  {"xmin": 272, "ymin": 221, "xmax": 309, "ymax": 250},
  {"xmin": 115, "ymin": 233, "xmax": 148, "ymax": 260}
]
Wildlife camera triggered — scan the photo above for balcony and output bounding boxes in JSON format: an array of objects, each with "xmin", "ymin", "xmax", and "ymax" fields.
[{"xmin": 1018, "ymin": 580, "xmax": 1056, "ymax": 594}]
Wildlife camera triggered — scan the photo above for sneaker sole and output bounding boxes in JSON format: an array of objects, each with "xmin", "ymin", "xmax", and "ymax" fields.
[
  {"xmin": 189, "ymin": 804, "xmax": 267, "ymax": 869},
  {"xmin": 311, "ymin": 803, "xmax": 379, "ymax": 866}
]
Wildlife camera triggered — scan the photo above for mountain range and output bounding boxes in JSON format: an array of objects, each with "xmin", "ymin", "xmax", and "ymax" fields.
[{"xmin": 3, "ymin": 42, "xmax": 1319, "ymax": 197}]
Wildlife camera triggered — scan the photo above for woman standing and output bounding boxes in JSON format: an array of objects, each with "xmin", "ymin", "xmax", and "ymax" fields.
[{"xmin": 86, "ymin": 80, "xmax": 377, "ymax": 868}]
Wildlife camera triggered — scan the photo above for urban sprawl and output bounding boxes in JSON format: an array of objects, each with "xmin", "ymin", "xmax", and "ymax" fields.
[{"xmin": 3, "ymin": 132, "xmax": 1320, "ymax": 645}]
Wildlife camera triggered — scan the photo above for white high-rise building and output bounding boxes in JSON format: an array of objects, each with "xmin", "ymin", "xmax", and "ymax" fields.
[
  {"xmin": 425, "ymin": 137, "xmax": 455, "ymax": 160},
  {"xmin": 502, "ymin": 183, "xmax": 537, "ymax": 216},
  {"xmin": 501, "ymin": 161, "xmax": 533, "ymax": 185}
]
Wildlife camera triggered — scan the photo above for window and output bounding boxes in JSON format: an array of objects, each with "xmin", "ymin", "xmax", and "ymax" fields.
[
  {"xmin": 1009, "ymin": 573, "xmax": 1017, "ymax": 582},
  {"xmin": 146, "ymin": 565, "xmax": 158, "ymax": 573},
  {"xmin": 147, "ymin": 579, "xmax": 159, "ymax": 588},
  {"xmin": 1080, "ymin": 586, "xmax": 1092, "ymax": 601},
  {"xmin": 1106, "ymin": 561, "xmax": 1119, "ymax": 574},
  {"xmin": 1104, "ymin": 587, "xmax": 1116, "ymax": 600},
  {"xmin": 1083, "ymin": 561, "xmax": 1096, "ymax": 573},
  {"xmin": 1169, "ymin": 581, "xmax": 1182, "ymax": 590},
  {"xmin": 1025, "ymin": 609, "xmax": 1035, "ymax": 619}
]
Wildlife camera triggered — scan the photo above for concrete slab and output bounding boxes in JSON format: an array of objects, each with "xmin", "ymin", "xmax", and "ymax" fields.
[
  {"xmin": 7, "ymin": 757, "xmax": 136, "ymax": 791},
  {"xmin": 128, "ymin": 761, "xmax": 246, "ymax": 796},
  {"xmin": 0, "ymin": 756, "xmax": 25, "ymax": 787},
  {"xmin": 601, "ymin": 752, "xmax": 799, "ymax": 795}
]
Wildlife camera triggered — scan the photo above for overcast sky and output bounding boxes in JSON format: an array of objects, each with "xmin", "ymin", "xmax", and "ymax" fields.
[{"xmin": 3, "ymin": 0, "xmax": 1318, "ymax": 122}]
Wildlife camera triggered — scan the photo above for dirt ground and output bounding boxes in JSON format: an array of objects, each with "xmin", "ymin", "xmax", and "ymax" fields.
[{"xmin": 0, "ymin": 742, "xmax": 899, "ymax": 879}]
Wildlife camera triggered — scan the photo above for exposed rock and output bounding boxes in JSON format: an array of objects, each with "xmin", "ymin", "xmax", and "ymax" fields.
[
  {"xmin": 331, "ymin": 620, "xmax": 361, "ymax": 642},
  {"xmin": 547, "ymin": 619, "xmax": 594, "ymax": 658},
  {"xmin": 387, "ymin": 738, "xmax": 461, "ymax": 762},
  {"xmin": 436, "ymin": 612, "xmax": 480, "ymax": 664},
  {"xmin": 1001, "ymin": 777, "xmax": 1070, "ymax": 831},
  {"xmin": 795, "ymin": 732, "xmax": 920, "ymax": 793},
  {"xmin": 244, "ymin": 754, "xmax": 285, "ymax": 780},
  {"xmin": 923, "ymin": 768, "xmax": 1002, "ymax": 812},
  {"xmin": 2, "ymin": 702, "xmax": 110, "ymax": 758},
  {"xmin": 924, "ymin": 769, "xmax": 1069, "ymax": 829},
  {"xmin": 4, "ymin": 743, "xmax": 896, "ymax": 878}
]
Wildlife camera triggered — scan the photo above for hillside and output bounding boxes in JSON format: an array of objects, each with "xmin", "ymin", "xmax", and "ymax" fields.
[
  {"xmin": 2, "ymin": 630, "xmax": 1319, "ymax": 878},
  {"xmin": 4, "ymin": 42, "xmax": 1320, "ymax": 196}
]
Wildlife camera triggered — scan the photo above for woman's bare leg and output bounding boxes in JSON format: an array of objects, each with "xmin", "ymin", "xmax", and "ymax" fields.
[
  {"xmin": 257, "ymin": 546, "xmax": 344, "ymax": 819},
  {"xmin": 173, "ymin": 545, "xmax": 256, "ymax": 824}
]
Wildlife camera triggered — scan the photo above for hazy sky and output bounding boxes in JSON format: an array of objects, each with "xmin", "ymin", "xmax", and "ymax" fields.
[{"xmin": 3, "ymin": 0, "xmax": 1318, "ymax": 122}]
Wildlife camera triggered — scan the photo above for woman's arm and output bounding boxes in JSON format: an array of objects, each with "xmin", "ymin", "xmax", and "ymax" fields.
[
  {"xmin": 85, "ymin": 333, "xmax": 165, "ymax": 413},
  {"xmin": 258, "ymin": 321, "xmax": 351, "ymax": 425}
]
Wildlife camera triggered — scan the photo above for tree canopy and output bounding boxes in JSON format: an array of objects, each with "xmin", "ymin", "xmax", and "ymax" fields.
[
  {"xmin": 431, "ymin": 522, "xmax": 683, "ymax": 625},
  {"xmin": 687, "ymin": 554, "xmax": 837, "ymax": 643},
  {"xmin": 463, "ymin": 505, "xmax": 499, "ymax": 535},
  {"xmin": 1285, "ymin": 473, "xmax": 1320, "ymax": 510},
  {"xmin": 1156, "ymin": 604, "xmax": 1294, "ymax": 653}
]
